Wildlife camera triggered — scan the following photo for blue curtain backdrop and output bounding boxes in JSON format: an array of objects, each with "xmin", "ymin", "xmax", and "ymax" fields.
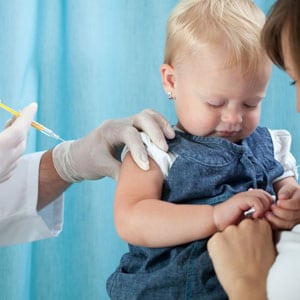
[{"xmin": 0, "ymin": 1, "xmax": 299, "ymax": 299}]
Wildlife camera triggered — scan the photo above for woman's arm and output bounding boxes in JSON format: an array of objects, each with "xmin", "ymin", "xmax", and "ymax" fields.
[{"xmin": 37, "ymin": 150, "xmax": 71, "ymax": 210}]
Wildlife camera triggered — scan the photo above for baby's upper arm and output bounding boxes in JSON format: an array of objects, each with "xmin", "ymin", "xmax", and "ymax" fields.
[
  {"xmin": 113, "ymin": 152, "xmax": 164, "ymax": 239},
  {"xmin": 114, "ymin": 151, "xmax": 164, "ymax": 213},
  {"xmin": 114, "ymin": 131, "xmax": 174, "ymax": 231}
]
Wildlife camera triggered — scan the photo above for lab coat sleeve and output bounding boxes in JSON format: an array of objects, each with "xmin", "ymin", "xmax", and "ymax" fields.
[{"xmin": 0, "ymin": 151, "xmax": 64, "ymax": 246}]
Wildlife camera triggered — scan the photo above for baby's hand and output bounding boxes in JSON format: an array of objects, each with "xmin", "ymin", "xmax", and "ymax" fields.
[
  {"xmin": 266, "ymin": 183, "xmax": 300, "ymax": 230},
  {"xmin": 213, "ymin": 189, "xmax": 274, "ymax": 231}
]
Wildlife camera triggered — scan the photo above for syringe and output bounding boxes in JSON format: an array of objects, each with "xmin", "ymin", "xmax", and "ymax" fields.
[{"xmin": 0, "ymin": 100, "xmax": 64, "ymax": 142}]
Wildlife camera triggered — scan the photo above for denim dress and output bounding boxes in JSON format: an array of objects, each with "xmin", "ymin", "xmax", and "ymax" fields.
[{"xmin": 107, "ymin": 126, "xmax": 284, "ymax": 300}]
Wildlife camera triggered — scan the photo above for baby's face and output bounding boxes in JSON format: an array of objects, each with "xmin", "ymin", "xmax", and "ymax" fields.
[{"xmin": 164, "ymin": 44, "xmax": 272, "ymax": 143}]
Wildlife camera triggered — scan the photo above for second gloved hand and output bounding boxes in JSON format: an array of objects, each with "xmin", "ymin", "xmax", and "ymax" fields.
[
  {"xmin": 0, "ymin": 103, "xmax": 37, "ymax": 183},
  {"xmin": 52, "ymin": 109, "xmax": 175, "ymax": 181}
]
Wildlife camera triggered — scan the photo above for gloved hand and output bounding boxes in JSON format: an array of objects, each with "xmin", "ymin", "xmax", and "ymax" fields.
[
  {"xmin": 0, "ymin": 103, "xmax": 37, "ymax": 183},
  {"xmin": 53, "ymin": 109, "xmax": 175, "ymax": 181}
]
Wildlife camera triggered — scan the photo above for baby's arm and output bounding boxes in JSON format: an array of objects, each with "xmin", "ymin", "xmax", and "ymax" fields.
[
  {"xmin": 267, "ymin": 129, "xmax": 300, "ymax": 229},
  {"xmin": 114, "ymin": 152, "xmax": 274, "ymax": 247},
  {"xmin": 266, "ymin": 177, "xmax": 300, "ymax": 229},
  {"xmin": 114, "ymin": 153, "xmax": 217, "ymax": 247}
]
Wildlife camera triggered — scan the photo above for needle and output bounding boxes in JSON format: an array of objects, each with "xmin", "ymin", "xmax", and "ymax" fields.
[{"xmin": 0, "ymin": 100, "xmax": 64, "ymax": 142}]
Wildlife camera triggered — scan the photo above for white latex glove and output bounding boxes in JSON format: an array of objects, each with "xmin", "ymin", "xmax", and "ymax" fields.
[
  {"xmin": 0, "ymin": 103, "xmax": 37, "ymax": 183},
  {"xmin": 53, "ymin": 109, "xmax": 175, "ymax": 181}
]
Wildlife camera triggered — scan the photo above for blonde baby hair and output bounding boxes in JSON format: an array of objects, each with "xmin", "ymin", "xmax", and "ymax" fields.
[{"xmin": 164, "ymin": 0, "xmax": 267, "ymax": 74}]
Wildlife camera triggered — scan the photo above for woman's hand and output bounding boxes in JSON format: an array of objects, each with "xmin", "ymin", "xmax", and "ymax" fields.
[
  {"xmin": 0, "ymin": 103, "xmax": 37, "ymax": 183},
  {"xmin": 208, "ymin": 219, "xmax": 276, "ymax": 300},
  {"xmin": 52, "ymin": 109, "xmax": 175, "ymax": 181}
]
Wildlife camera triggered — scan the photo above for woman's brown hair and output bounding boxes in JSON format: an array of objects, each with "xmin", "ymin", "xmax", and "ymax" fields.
[{"xmin": 261, "ymin": 0, "xmax": 300, "ymax": 75}]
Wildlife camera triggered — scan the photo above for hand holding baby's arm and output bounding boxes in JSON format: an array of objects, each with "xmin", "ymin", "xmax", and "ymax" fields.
[
  {"xmin": 213, "ymin": 189, "xmax": 274, "ymax": 231},
  {"xmin": 266, "ymin": 177, "xmax": 300, "ymax": 229}
]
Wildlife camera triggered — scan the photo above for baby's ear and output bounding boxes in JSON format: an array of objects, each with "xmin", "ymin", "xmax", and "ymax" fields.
[{"xmin": 160, "ymin": 64, "xmax": 176, "ymax": 93}]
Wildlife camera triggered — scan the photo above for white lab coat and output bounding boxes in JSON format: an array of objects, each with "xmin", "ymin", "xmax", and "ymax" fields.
[{"xmin": 0, "ymin": 151, "xmax": 63, "ymax": 246}]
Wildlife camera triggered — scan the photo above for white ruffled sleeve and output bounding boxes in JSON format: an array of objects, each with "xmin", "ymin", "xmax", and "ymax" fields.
[{"xmin": 268, "ymin": 129, "xmax": 298, "ymax": 182}]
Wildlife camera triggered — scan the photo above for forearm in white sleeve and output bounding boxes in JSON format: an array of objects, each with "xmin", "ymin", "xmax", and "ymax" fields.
[{"xmin": 0, "ymin": 152, "xmax": 64, "ymax": 246}]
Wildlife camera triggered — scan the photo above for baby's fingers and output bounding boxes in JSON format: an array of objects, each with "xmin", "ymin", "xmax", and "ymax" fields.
[
  {"xmin": 265, "ymin": 209, "xmax": 299, "ymax": 230},
  {"xmin": 251, "ymin": 201, "xmax": 270, "ymax": 218},
  {"xmin": 277, "ymin": 198, "xmax": 300, "ymax": 210},
  {"xmin": 243, "ymin": 197, "xmax": 272, "ymax": 219},
  {"xmin": 267, "ymin": 204, "xmax": 300, "ymax": 229}
]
